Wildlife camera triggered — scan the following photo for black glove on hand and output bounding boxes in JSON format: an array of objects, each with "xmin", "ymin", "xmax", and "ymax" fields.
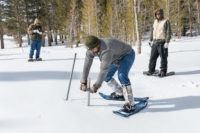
[{"xmin": 149, "ymin": 41, "xmax": 153, "ymax": 47}]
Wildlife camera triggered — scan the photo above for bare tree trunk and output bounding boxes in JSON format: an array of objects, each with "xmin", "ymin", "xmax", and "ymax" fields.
[
  {"xmin": 177, "ymin": 0, "xmax": 182, "ymax": 38},
  {"xmin": 166, "ymin": 0, "xmax": 170, "ymax": 18},
  {"xmin": 94, "ymin": 0, "xmax": 99, "ymax": 36},
  {"xmin": 134, "ymin": 0, "xmax": 141, "ymax": 54},
  {"xmin": 114, "ymin": 0, "xmax": 119, "ymax": 38},
  {"xmin": 46, "ymin": 19, "xmax": 52, "ymax": 46},
  {"xmin": 132, "ymin": 28, "xmax": 136, "ymax": 46},
  {"xmin": 196, "ymin": 0, "xmax": 200, "ymax": 35},
  {"xmin": 42, "ymin": 34, "xmax": 45, "ymax": 47},
  {"xmin": 54, "ymin": 30, "xmax": 58, "ymax": 45},
  {"xmin": 69, "ymin": 0, "xmax": 76, "ymax": 48},
  {"xmin": 0, "ymin": 26, "xmax": 4, "ymax": 49},
  {"xmin": 188, "ymin": 1, "xmax": 193, "ymax": 36},
  {"xmin": 18, "ymin": 31, "xmax": 22, "ymax": 47}
]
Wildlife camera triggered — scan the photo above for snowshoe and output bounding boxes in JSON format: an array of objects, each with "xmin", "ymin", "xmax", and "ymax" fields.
[
  {"xmin": 143, "ymin": 70, "xmax": 159, "ymax": 76},
  {"xmin": 28, "ymin": 58, "xmax": 34, "ymax": 62},
  {"xmin": 35, "ymin": 58, "xmax": 42, "ymax": 61}
]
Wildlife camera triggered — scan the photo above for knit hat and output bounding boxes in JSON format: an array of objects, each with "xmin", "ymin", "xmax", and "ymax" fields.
[{"xmin": 84, "ymin": 35, "xmax": 99, "ymax": 49}]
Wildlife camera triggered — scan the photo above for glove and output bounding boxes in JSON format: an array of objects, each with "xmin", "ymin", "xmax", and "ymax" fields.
[
  {"xmin": 33, "ymin": 30, "xmax": 38, "ymax": 33},
  {"xmin": 164, "ymin": 43, "xmax": 169, "ymax": 48},
  {"xmin": 37, "ymin": 31, "xmax": 42, "ymax": 35},
  {"xmin": 80, "ymin": 82, "xmax": 87, "ymax": 92},
  {"xmin": 33, "ymin": 30, "xmax": 42, "ymax": 35},
  {"xmin": 90, "ymin": 84, "xmax": 101, "ymax": 93},
  {"xmin": 148, "ymin": 41, "xmax": 153, "ymax": 47}
]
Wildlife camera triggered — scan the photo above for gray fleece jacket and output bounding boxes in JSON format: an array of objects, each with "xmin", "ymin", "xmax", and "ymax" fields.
[{"xmin": 81, "ymin": 38, "xmax": 132, "ymax": 85}]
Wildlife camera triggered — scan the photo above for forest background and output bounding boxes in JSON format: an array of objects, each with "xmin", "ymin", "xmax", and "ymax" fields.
[{"xmin": 0, "ymin": 0, "xmax": 200, "ymax": 53}]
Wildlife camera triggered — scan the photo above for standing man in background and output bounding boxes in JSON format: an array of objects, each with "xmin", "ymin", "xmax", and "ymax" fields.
[
  {"xmin": 144, "ymin": 8, "xmax": 172, "ymax": 77},
  {"xmin": 27, "ymin": 18, "xmax": 44, "ymax": 62}
]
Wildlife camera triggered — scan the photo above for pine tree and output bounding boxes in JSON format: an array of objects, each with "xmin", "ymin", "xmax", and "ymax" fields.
[
  {"xmin": 81, "ymin": 0, "xmax": 98, "ymax": 36},
  {"xmin": 101, "ymin": 0, "xmax": 112, "ymax": 37},
  {"xmin": 126, "ymin": 0, "xmax": 135, "ymax": 45},
  {"xmin": 0, "ymin": 0, "xmax": 7, "ymax": 49}
]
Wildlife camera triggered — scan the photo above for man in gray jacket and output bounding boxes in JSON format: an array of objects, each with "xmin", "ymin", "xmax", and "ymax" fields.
[
  {"xmin": 80, "ymin": 35, "xmax": 135, "ymax": 112},
  {"xmin": 144, "ymin": 8, "xmax": 171, "ymax": 77}
]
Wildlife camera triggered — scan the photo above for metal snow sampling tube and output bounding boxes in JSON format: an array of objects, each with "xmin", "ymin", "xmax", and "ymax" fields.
[{"xmin": 66, "ymin": 53, "xmax": 77, "ymax": 101}]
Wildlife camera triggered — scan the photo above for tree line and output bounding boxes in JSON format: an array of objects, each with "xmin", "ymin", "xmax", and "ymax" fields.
[{"xmin": 0, "ymin": 0, "xmax": 200, "ymax": 53}]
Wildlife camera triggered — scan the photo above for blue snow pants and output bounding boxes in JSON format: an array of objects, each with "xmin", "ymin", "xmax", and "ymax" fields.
[
  {"xmin": 29, "ymin": 40, "xmax": 42, "ymax": 59},
  {"xmin": 104, "ymin": 49, "xmax": 135, "ymax": 85}
]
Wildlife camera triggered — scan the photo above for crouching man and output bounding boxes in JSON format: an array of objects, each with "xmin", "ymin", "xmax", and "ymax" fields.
[{"xmin": 80, "ymin": 35, "xmax": 136, "ymax": 112}]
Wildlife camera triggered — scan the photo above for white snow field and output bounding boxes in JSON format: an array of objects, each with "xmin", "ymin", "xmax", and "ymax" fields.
[{"xmin": 0, "ymin": 36, "xmax": 200, "ymax": 133}]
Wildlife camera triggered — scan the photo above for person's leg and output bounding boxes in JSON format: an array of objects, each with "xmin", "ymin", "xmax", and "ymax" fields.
[
  {"xmin": 118, "ymin": 50, "xmax": 135, "ymax": 85},
  {"xmin": 148, "ymin": 43, "xmax": 159, "ymax": 73},
  {"xmin": 118, "ymin": 50, "xmax": 135, "ymax": 109},
  {"xmin": 104, "ymin": 65, "xmax": 123, "ymax": 97},
  {"xmin": 158, "ymin": 44, "xmax": 168, "ymax": 76},
  {"xmin": 104, "ymin": 64, "xmax": 118, "ymax": 82},
  {"xmin": 107, "ymin": 78, "xmax": 124, "ymax": 99},
  {"xmin": 36, "ymin": 40, "xmax": 42, "ymax": 59},
  {"xmin": 29, "ymin": 40, "xmax": 36, "ymax": 59}
]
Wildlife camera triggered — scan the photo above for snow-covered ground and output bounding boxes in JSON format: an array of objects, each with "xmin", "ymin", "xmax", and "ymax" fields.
[{"xmin": 0, "ymin": 36, "xmax": 200, "ymax": 133}]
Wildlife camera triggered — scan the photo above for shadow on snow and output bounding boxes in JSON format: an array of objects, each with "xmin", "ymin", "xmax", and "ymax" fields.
[{"xmin": 0, "ymin": 71, "xmax": 98, "ymax": 81}]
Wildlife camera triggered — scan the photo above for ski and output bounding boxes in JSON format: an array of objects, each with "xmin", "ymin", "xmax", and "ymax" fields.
[
  {"xmin": 143, "ymin": 70, "xmax": 159, "ymax": 75},
  {"xmin": 153, "ymin": 71, "xmax": 175, "ymax": 78},
  {"xmin": 99, "ymin": 92, "xmax": 149, "ymax": 102},
  {"xmin": 143, "ymin": 70, "xmax": 175, "ymax": 78}
]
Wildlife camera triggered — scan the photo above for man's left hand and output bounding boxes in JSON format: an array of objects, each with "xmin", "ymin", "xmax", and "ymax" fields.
[
  {"xmin": 90, "ymin": 84, "xmax": 101, "ymax": 93},
  {"xmin": 164, "ymin": 43, "xmax": 169, "ymax": 48}
]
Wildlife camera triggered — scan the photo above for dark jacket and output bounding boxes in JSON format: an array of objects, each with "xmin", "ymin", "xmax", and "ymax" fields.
[{"xmin": 28, "ymin": 24, "xmax": 43, "ymax": 41}]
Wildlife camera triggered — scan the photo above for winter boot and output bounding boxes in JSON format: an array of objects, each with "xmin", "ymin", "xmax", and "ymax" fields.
[
  {"xmin": 109, "ymin": 92, "xmax": 124, "ymax": 100},
  {"xmin": 122, "ymin": 85, "xmax": 135, "ymax": 112},
  {"xmin": 143, "ymin": 70, "xmax": 157, "ymax": 75},
  {"xmin": 28, "ymin": 58, "xmax": 34, "ymax": 62},
  {"xmin": 107, "ymin": 78, "xmax": 123, "ymax": 99},
  {"xmin": 36, "ymin": 57, "xmax": 42, "ymax": 61},
  {"xmin": 158, "ymin": 71, "xmax": 166, "ymax": 77},
  {"xmin": 123, "ymin": 102, "xmax": 136, "ymax": 113}
]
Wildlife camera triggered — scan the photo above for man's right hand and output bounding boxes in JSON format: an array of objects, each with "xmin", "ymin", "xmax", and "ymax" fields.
[
  {"xmin": 80, "ymin": 82, "xmax": 87, "ymax": 92},
  {"xmin": 149, "ymin": 41, "xmax": 153, "ymax": 47},
  {"xmin": 33, "ymin": 30, "xmax": 38, "ymax": 33}
]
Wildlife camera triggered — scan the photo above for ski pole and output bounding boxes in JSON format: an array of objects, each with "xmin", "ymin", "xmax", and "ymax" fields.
[
  {"xmin": 87, "ymin": 78, "xmax": 90, "ymax": 106},
  {"xmin": 66, "ymin": 53, "xmax": 77, "ymax": 101}
]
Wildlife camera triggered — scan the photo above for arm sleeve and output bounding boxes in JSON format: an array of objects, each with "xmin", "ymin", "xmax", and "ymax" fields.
[
  {"xmin": 81, "ymin": 50, "xmax": 94, "ymax": 81},
  {"xmin": 150, "ymin": 27, "xmax": 153, "ymax": 42},
  {"xmin": 27, "ymin": 25, "xmax": 33, "ymax": 35},
  {"xmin": 95, "ymin": 50, "xmax": 112, "ymax": 85},
  {"xmin": 164, "ymin": 20, "xmax": 172, "ymax": 43}
]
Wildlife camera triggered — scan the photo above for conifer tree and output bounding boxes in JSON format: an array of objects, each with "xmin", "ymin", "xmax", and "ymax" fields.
[{"xmin": 81, "ymin": 0, "xmax": 98, "ymax": 36}]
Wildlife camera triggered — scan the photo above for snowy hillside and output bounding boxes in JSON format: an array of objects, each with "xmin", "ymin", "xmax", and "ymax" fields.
[{"xmin": 0, "ymin": 36, "xmax": 200, "ymax": 133}]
